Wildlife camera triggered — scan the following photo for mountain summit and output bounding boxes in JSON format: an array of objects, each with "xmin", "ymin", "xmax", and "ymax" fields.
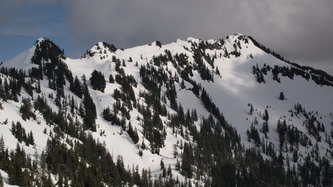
[
  {"xmin": 0, "ymin": 33, "xmax": 332, "ymax": 186},
  {"xmin": 2, "ymin": 37, "xmax": 65, "ymax": 70}
]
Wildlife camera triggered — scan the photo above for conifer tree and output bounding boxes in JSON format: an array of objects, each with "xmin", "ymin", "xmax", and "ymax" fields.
[
  {"xmin": 173, "ymin": 144, "xmax": 178, "ymax": 158},
  {"xmin": 90, "ymin": 70, "xmax": 106, "ymax": 92},
  {"xmin": 279, "ymin": 92, "xmax": 285, "ymax": 100},
  {"xmin": 0, "ymin": 136, "xmax": 4, "ymax": 162},
  {"xmin": 82, "ymin": 85, "xmax": 97, "ymax": 131},
  {"xmin": 109, "ymin": 74, "xmax": 114, "ymax": 83},
  {"xmin": 128, "ymin": 123, "xmax": 139, "ymax": 144},
  {"xmin": 261, "ymin": 123, "xmax": 269, "ymax": 138},
  {"xmin": 20, "ymin": 98, "xmax": 36, "ymax": 121},
  {"xmin": 181, "ymin": 143, "xmax": 193, "ymax": 178},
  {"xmin": 73, "ymin": 76, "xmax": 83, "ymax": 98},
  {"xmin": 28, "ymin": 132, "xmax": 35, "ymax": 145},
  {"xmin": 263, "ymin": 109, "xmax": 269, "ymax": 122}
]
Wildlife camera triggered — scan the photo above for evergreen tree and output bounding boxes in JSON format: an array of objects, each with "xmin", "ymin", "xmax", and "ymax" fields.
[
  {"xmin": 19, "ymin": 98, "xmax": 36, "ymax": 121},
  {"xmin": 263, "ymin": 109, "xmax": 269, "ymax": 122},
  {"xmin": 160, "ymin": 159, "xmax": 165, "ymax": 170},
  {"xmin": 28, "ymin": 131, "xmax": 35, "ymax": 145},
  {"xmin": 173, "ymin": 144, "xmax": 178, "ymax": 158},
  {"xmin": 0, "ymin": 136, "xmax": 4, "ymax": 167},
  {"xmin": 73, "ymin": 76, "xmax": 83, "ymax": 98},
  {"xmin": 127, "ymin": 123, "xmax": 139, "ymax": 144},
  {"xmin": 249, "ymin": 124, "xmax": 261, "ymax": 146},
  {"xmin": 261, "ymin": 122, "xmax": 269, "ymax": 138},
  {"xmin": 8, "ymin": 144, "xmax": 27, "ymax": 186},
  {"xmin": 109, "ymin": 74, "xmax": 114, "ymax": 83},
  {"xmin": 82, "ymin": 85, "xmax": 97, "ymax": 131},
  {"xmin": 90, "ymin": 70, "xmax": 106, "ymax": 92},
  {"xmin": 279, "ymin": 92, "xmax": 285, "ymax": 100},
  {"xmin": 103, "ymin": 107, "xmax": 113, "ymax": 122},
  {"xmin": 181, "ymin": 143, "xmax": 193, "ymax": 178},
  {"xmin": 201, "ymin": 88, "xmax": 211, "ymax": 112}
]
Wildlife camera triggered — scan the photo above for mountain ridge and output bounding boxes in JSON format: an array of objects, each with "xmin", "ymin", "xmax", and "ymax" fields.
[{"xmin": 0, "ymin": 33, "xmax": 333, "ymax": 186}]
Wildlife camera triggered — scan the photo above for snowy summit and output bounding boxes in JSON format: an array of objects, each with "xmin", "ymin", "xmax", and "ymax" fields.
[{"xmin": 0, "ymin": 33, "xmax": 333, "ymax": 186}]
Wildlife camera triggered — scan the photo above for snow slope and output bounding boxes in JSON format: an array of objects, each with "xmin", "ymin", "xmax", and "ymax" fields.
[
  {"xmin": 1, "ymin": 33, "xmax": 333, "ymax": 186},
  {"xmin": 63, "ymin": 33, "xmax": 333, "ymax": 173}
]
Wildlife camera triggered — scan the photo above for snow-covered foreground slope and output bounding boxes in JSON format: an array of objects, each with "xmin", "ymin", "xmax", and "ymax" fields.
[{"xmin": 0, "ymin": 34, "xmax": 333, "ymax": 186}]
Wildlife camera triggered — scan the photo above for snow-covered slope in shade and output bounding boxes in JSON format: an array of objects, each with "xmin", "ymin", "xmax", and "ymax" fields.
[{"xmin": 2, "ymin": 44, "xmax": 38, "ymax": 71}]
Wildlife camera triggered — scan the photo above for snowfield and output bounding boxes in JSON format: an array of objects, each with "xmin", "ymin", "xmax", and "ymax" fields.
[{"xmin": 1, "ymin": 33, "xmax": 333, "ymax": 186}]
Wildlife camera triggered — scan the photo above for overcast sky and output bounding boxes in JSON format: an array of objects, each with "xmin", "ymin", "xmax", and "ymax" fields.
[{"xmin": 1, "ymin": 0, "xmax": 333, "ymax": 75}]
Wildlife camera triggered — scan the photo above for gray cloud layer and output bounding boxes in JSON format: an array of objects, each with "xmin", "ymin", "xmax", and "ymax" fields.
[
  {"xmin": 1, "ymin": 0, "xmax": 333, "ymax": 74},
  {"xmin": 63, "ymin": 0, "xmax": 333, "ymax": 74}
]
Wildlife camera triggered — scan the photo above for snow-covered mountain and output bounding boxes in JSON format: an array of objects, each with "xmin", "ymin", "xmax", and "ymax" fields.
[{"xmin": 0, "ymin": 33, "xmax": 333, "ymax": 186}]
